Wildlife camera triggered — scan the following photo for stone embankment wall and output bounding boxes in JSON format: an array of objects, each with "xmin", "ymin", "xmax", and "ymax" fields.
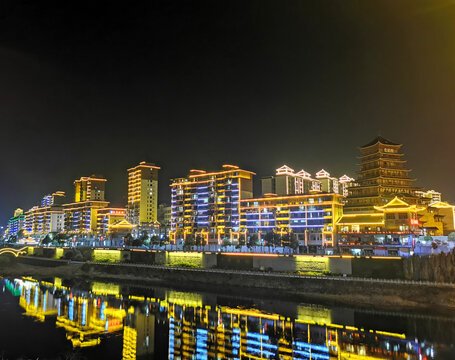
[
  {"xmin": 81, "ymin": 262, "xmax": 455, "ymax": 311},
  {"xmin": 403, "ymin": 250, "xmax": 455, "ymax": 283},
  {"xmin": 15, "ymin": 246, "xmax": 455, "ymax": 283}
]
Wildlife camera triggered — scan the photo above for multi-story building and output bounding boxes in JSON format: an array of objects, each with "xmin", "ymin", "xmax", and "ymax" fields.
[
  {"xmin": 240, "ymin": 193, "xmax": 344, "ymax": 247},
  {"xmin": 157, "ymin": 204, "xmax": 171, "ymax": 226},
  {"xmin": 415, "ymin": 189, "xmax": 442, "ymax": 203},
  {"xmin": 25, "ymin": 206, "xmax": 65, "ymax": 235},
  {"xmin": 339, "ymin": 174, "xmax": 356, "ymax": 197},
  {"xmin": 74, "ymin": 175, "xmax": 106, "ymax": 202},
  {"xmin": 315, "ymin": 169, "xmax": 339, "ymax": 194},
  {"xmin": 63, "ymin": 176, "xmax": 109, "ymax": 234},
  {"xmin": 261, "ymin": 165, "xmax": 354, "ymax": 197},
  {"xmin": 41, "ymin": 191, "xmax": 65, "ymax": 207},
  {"xmin": 261, "ymin": 165, "xmax": 321, "ymax": 196},
  {"xmin": 337, "ymin": 136, "xmax": 430, "ymax": 245},
  {"xmin": 170, "ymin": 165, "xmax": 255, "ymax": 244},
  {"xmin": 346, "ymin": 136, "xmax": 424, "ymax": 212},
  {"xmin": 157, "ymin": 203, "xmax": 172, "ymax": 236},
  {"xmin": 63, "ymin": 201, "xmax": 109, "ymax": 234},
  {"xmin": 6, "ymin": 208, "xmax": 26, "ymax": 237},
  {"xmin": 96, "ymin": 208, "xmax": 126, "ymax": 235},
  {"xmin": 418, "ymin": 201, "xmax": 455, "ymax": 236},
  {"xmin": 24, "ymin": 192, "xmax": 67, "ymax": 236},
  {"xmin": 126, "ymin": 162, "xmax": 160, "ymax": 229}
]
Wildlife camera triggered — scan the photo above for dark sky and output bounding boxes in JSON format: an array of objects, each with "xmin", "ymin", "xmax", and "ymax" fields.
[{"xmin": 1, "ymin": 0, "xmax": 455, "ymax": 224}]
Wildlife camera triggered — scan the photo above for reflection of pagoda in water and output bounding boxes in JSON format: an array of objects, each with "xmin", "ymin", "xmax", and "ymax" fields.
[{"xmin": 6, "ymin": 277, "xmax": 446, "ymax": 360}]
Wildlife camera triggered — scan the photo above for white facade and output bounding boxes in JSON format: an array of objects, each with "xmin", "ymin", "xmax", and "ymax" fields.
[{"xmin": 50, "ymin": 212, "xmax": 65, "ymax": 233}]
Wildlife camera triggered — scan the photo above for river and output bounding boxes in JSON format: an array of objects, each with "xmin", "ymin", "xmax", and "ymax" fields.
[{"xmin": 0, "ymin": 276, "xmax": 454, "ymax": 359}]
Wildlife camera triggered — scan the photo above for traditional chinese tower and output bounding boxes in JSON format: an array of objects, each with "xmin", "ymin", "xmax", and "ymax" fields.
[{"xmin": 346, "ymin": 136, "xmax": 423, "ymax": 213}]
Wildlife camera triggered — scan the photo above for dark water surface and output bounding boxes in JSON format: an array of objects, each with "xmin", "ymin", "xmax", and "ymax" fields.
[{"xmin": 0, "ymin": 276, "xmax": 454, "ymax": 360}]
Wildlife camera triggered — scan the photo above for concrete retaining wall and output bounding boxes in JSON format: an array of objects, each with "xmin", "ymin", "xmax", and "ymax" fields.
[
  {"xmin": 21, "ymin": 246, "xmax": 455, "ymax": 281},
  {"xmin": 81, "ymin": 262, "xmax": 455, "ymax": 310}
]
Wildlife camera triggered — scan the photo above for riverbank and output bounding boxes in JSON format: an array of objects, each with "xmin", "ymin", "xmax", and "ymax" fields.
[{"xmin": 1, "ymin": 255, "xmax": 455, "ymax": 314}]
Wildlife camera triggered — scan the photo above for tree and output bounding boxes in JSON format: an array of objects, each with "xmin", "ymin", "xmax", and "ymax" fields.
[
  {"xmin": 42, "ymin": 234, "xmax": 52, "ymax": 245},
  {"xmin": 138, "ymin": 232, "xmax": 149, "ymax": 245},
  {"xmin": 236, "ymin": 234, "xmax": 246, "ymax": 248},
  {"xmin": 281, "ymin": 234, "xmax": 290, "ymax": 248},
  {"xmin": 195, "ymin": 234, "xmax": 202, "ymax": 246},
  {"xmin": 150, "ymin": 235, "xmax": 160, "ymax": 246},
  {"xmin": 184, "ymin": 234, "xmax": 195, "ymax": 249},
  {"xmin": 124, "ymin": 233, "xmax": 134, "ymax": 246},
  {"xmin": 290, "ymin": 235, "xmax": 299, "ymax": 251},
  {"xmin": 263, "ymin": 232, "xmax": 276, "ymax": 247},
  {"xmin": 54, "ymin": 233, "xmax": 68, "ymax": 245},
  {"xmin": 16, "ymin": 229, "xmax": 26, "ymax": 240},
  {"xmin": 248, "ymin": 234, "xmax": 259, "ymax": 248},
  {"xmin": 222, "ymin": 238, "xmax": 231, "ymax": 247}
]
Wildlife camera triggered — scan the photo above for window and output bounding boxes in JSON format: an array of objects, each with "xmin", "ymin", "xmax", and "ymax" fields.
[
  {"xmin": 386, "ymin": 213, "xmax": 395, "ymax": 220},
  {"xmin": 398, "ymin": 213, "xmax": 408, "ymax": 220}
]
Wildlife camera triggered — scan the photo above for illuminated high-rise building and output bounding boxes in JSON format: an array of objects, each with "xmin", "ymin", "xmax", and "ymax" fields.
[
  {"xmin": 261, "ymin": 165, "xmax": 321, "ymax": 196},
  {"xmin": 23, "ymin": 192, "xmax": 66, "ymax": 236},
  {"xmin": 6, "ymin": 208, "xmax": 26, "ymax": 237},
  {"xmin": 339, "ymin": 174, "xmax": 356, "ymax": 197},
  {"xmin": 170, "ymin": 165, "xmax": 255, "ymax": 243},
  {"xmin": 315, "ymin": 169, "xmax": 339, "ymax": 194},
  {"xmin": 241, "ymin": 193, "xmax": 344, "ymax": 247},
  {"xmin": 74, "ymin": 175, "xmax": 106, "ymax": 202},
  {"xmin": 64, "ymin": 177, "xmax": 109, "ymax": 234},
  {"xmin": 261, "ymin": 165, "xmax": 353, "ymax": 197},
  {"xmin": 41, "ymin": 191, "xmax": 65, "ymax": 207},
  {"xmin": 126, "ymin": 162, "xmax": 160, "ymax": 228}
]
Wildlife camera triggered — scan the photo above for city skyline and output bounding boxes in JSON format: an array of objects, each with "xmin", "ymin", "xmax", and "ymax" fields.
[
  {"xmin": 1, "ymin": 1, "xmax": 455, "ymax": 224},
  {"xmin": 0, "ymin": 134, "xmax": 448, "ymax": 226}
]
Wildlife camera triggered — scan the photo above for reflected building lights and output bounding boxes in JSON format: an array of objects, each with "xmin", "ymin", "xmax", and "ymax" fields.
[{"xmin": 2, "ymin": 277, "xmax": 443, "ymax": 359}]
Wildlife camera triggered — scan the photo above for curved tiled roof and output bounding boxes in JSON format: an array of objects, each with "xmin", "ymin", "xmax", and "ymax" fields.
[{"xmin": 362, "ymin": 136, "xmax": 400, "ymax": 148}]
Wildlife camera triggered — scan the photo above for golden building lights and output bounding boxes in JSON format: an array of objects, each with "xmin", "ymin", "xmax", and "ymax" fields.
[{"xmin": 126, "ymin": 161, "xmax": 160, "ymax": 229}]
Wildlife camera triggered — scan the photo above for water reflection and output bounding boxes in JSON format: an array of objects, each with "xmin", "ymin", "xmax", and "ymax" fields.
[{"xmin": 2, "ymin": 277, "xmax": 454, "ymax": 359}]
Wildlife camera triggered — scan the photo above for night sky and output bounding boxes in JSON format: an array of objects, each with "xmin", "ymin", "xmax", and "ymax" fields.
[{"xmin": 1, "ymin": 0, "xmax": 455, "ymax": 224}]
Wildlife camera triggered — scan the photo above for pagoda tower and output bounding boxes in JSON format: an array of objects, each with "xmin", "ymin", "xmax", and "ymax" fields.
[{"xmin": 346, "ymin": 136, "xmax": 423, "ymax": 213}]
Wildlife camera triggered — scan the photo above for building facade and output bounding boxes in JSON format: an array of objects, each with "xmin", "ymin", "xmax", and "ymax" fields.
[
  {"xmin": 63, "ymin": 176, "xmax": 109, "ymax": 234},
  {"xmin": 415, "ymin": 189, "xmax": 442, "ymax": 203},
  {"xmin": 346, "ymin": 136, "xmax": 424, "ymax": 212},
  {"xmin": 261, "ymin": 165, "xmax": 320, "ymax": 195},
  {"xmin": 6, "ymin": 208, "xmax": 26, "ymax": 237},
  {"xmin": 240, "ymin": 193, "xmax": 344, "ymax": 247},
  {"xmin": 261, "ymin": 165, "xmax": 353, "ymax": 197},
  {"xmin": 96, "ymin": 208, "xmax": 127, "ymax": 235},
  {"xmin": 74, "ymin": 176, "xmax": 107, "ymax": 202},
  {"xmin": 417, "ymin": 201, "xmax": 455, "ymax": 236},
  {"xmin": 126, "ymin": 162, "xmax": 160, "ymax": 229},
  {"xmin": 170, "ymin": 165, "xmax": 254, "ymax": 244},
  {"xmin": 63, "ymin": 201, "xmax": 109, "ymax": 234},
  {"xmin": 24, "ymin": 193, "xmax": 66, "ymax": 237},
  {"xmin": 337, "ymin": 136, "xmax": 435, "ymax": 246}
]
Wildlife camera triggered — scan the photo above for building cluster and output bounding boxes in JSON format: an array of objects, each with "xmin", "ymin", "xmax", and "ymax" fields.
[
  {"xmin": 4, "ymin": 137, "xmax": 454, "ymax": 249},
  {"xmin": 4, "ymin": 162, "xmax": 169, "ymax": 242}
]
